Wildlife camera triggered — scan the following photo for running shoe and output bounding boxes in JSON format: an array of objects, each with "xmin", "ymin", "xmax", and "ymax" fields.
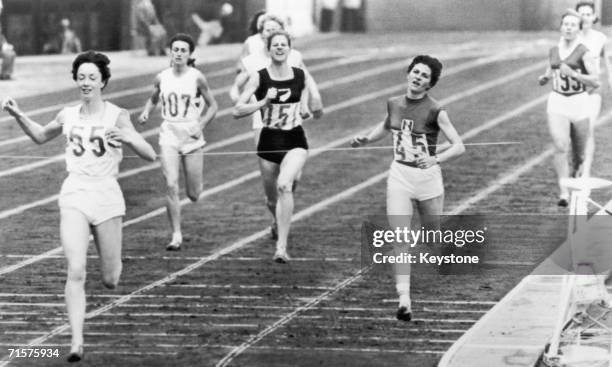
[
  {"xmin": 557, "ymin": 194, "xmax": 569, "ymax": 207},
  {"xmin": 273, "ymin": 250, "xmax": 290, "ymax": 263},
  {"xmin": 166, "ymin": 233, "xmax": 182, "ymax": 251},
  {"xmin": 396, "ymin": 295, "xmax": 412, "ymax": 322},
  {"xmin": 67, "ymin": 345, "xmax": 83, "ymax": 363}
]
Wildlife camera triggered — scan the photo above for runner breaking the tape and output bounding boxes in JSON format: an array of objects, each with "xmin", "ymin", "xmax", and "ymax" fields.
[{"xmin": 351, "ymin": 55, "xmax": 465, "ymax": 321}]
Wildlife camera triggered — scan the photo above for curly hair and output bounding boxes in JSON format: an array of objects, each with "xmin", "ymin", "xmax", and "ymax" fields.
[
  {"xmin": 407, "ymin": 55, "xmax": 443, "ymax": 88},
  {"xmin": 71, "ymin": 50, "xmax": 111, "ymax": 89},
  {"xmin": 258, "ymin": 14, "xmax": 285, "ymax": 33}
]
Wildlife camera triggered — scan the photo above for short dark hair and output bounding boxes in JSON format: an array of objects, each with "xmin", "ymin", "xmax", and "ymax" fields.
[
  {"xmin": 407, "ymin": 55, "xmax": 443, "ymax": 88},
  {"xmin": 169, "ymin": 33, "xmax": 195, "ymax": 53},
  {"xmin": 169, "ymin": 33, "xmax": 196, "ymax": 66},
  {"xmin": 248, "ymin": 10, "xmax": 266, "ymax": 35},
  {"xmin": 71, "ymin": 50, "xmax": 111, "ymax": 89},
  {"xmin": 576, "ymin": 1, "xmax": 595, "ymax": 12},
  {"xmin": 266, "ymin": 30, "xmax": 292, "ymax": 50},
  {"xmin": 575, "ymin": 1, "xmax": 598, "ymax": 24}
]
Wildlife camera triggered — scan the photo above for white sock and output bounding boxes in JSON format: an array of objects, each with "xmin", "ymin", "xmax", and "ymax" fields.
[{"xmin": 399, "ymin": 294, "xmax": 412, "ymax": 309}]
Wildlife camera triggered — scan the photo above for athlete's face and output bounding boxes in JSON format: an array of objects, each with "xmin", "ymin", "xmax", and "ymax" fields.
[
  {"xmin": 406, "ymin": 63, "xmax": 432, "ymax": 93},
  {"xmin": 269, "ymin": 34, "xmax": 290, "ymax": 63},
  {"xmin": 560, "ymin": 15, "xmax": 581, "ymax": 40},
  {"xmin": 261, "ymin": 20, "xmax": 282, "ymax": 41},
  {"xmin": 577, "ymin": 5, "xmax": 596, "ymax": 28},
  {"xmin": 170, "ymin": 40, "xmax": 191, "ymax": 66},
  {"xmin": 75, "ymin": 62, "xmax": 104, "ymax": 101}
]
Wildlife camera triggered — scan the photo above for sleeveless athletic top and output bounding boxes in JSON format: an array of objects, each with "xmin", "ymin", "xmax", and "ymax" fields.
[
  {"xmin": 384, "ymin": 95, "xmax": 443, "ymax": 166},
  {"xmin": 159, "ymin": 68, "xmax": 205, "ymax": 123},
  {"xmin": 61, "ymin": 102, "xmax": 123, "ymax": 177},
  {"xmin": 255, "ymin": 67, "xmax": 305, "ymax": 130},
  {"xmin": 549, "ymin": 44, "xmax": 589, "ymax": 96}
]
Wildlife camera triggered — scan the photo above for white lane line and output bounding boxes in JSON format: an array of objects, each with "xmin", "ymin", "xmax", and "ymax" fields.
[
  {"xmin": 0, "ymin": 302, "xmax": 487, "ymax": 315},
  {"xmin": 0, "ymin": 255, "xmax": 355, "ymax": 261},
  {"xmin": 0, "ymin": 314, "xmax": 480, "ymax": 324},
  {"xmin": 0, "ymin": 321, "xmax": 257, "ymax": 328},
  {"xmin": 0, "ymin": 343, "xmax": 447, "ymax": 355},
  {"xmin": 216, "ymin": 108, "xmax": 566, "ymax": 366},
  {"xmin": 0, "ymin": 53, "xmax": 374, "ymax": 147},
  {"xmin": 0, "ymin": 254, "xmax": 533, "ymax": 266},
  {"xmin": 0, "ymin": 172, "xmax": 390, "ymax": 366},
  {"xmin": 0, "ymin": 50, "xmax": 501, "ymax": 221},
  {"xmin": 0, "ymin": 293, "xmax": 496, "ymax": 303},
  {"xmin": 0, "ymin": 53, "xmax": 530, "ymax": 276},
  {"xmin": 0, "ymin": 53, "xmax": 541, "ymax": 366},
  {"xmin": 448, "ymin": 108, "xmax": 612, "ymax": 215},
  {"xmin": 0, "ymin": 49, "xmax": 471, "ymax": 164}
]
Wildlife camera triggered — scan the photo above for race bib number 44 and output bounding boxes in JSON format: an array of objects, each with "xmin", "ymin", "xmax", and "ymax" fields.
[{"xmin": 392, "ymin": 119, "xmax": 429, "ymax": 163}]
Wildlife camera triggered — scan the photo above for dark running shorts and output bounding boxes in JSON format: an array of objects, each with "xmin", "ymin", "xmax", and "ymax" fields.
[{"xmin": 257, "ymin": 126, "xmax": 308, "ymax": 164}]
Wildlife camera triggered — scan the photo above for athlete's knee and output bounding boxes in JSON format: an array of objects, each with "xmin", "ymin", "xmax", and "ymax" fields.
[
  {"xmin": 552, "ymin": 141, "xmax": 570, "ymax": 154},
  {"xmin": 186, "ymin": 186, "xmax": 201, "ymax": 202},
  {"xmin": 277, "ymin": 179, "xmax": 294, "ymax": 194},
  {"xmin": 165, "ymin": 180, "xmax": 180, "ymax": 197},
  {"xmin": 66, "ymin": 263, "xmax": 86, "ymax": 283},
  {"xmin": 102, "ymin": 263, "xmax": 122, "ymax": 289}
]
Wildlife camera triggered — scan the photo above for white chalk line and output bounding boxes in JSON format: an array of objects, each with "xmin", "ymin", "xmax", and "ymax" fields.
[
  {"xmin": 1, "ymin": 49, "xmax": 542, "ymax": 365},
  {"xmin": 0, "ymin": 55, "xmax": 392, "ymax": 175},
  {"xmin": 0, "ymin": 302, "xmax": 488, "ymax": 315},
  {"xmin": 215, "ymin": 98, "xmax": 560, "ymax": 366},
  {"xmin": 0, "ymin": 51, "xmax": 530, "ymax": 276},
  {"xmin": 0, "ymin": 52, "xmax": 377, "ymax": 147},
  {"xmin": 0, "ymin": 48, "xmax": 509, "ymax": 222},
  {"xmin": 0, "ymin": 342, "xmax": 447, "ymax": 355}
]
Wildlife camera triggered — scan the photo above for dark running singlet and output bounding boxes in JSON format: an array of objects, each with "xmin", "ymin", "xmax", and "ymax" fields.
[
  {"xmin": 549, "ymin": 44, "xmax": 588, "ymax": 96},
  {"xmin": 384, "ymin": 95, "xmax": 442, "ymax": 167},
  {"xmin": 254, "ymin": 67, "xmax": 305, "ymax": 130}
]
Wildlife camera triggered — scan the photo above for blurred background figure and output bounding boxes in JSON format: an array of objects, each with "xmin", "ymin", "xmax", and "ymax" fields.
[
  {"xmin": 320, "ymin": 0, "xmax": 338, "ymax": 32},
  {"xmin": 60, "ymin": 18, "xmax": 82, "ymax": 54},
  {"xmin": 247, "ymin": 9, "xmax": 267, "ymax": 36},
  {"xmin": 134, "ymin": 0, "xmax": 167, "ymax": 56},
  {"xmin": 191, "ymin": 13, "xmax": 222, "ymax": 47},
  {"xmin": 191, "ymin": 1, "xmax": 239, "ymax": 46},
  {"xmin": 340, "ymin": 0, "xmax": 365, "ymax": 32},
  {"xmin": 0, "ymin": 0, "xmax": 15, "ymax": 80}
]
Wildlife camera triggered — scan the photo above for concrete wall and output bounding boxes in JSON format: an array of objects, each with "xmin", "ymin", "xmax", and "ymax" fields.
[
  {"xmin": 364, "ymin": 0, "xmax": 607, "ymax": 32},
  {"xmin": 366, "ymin": 0, "xmax": 522, "ymax": 32},
  {"xmin": 267, "ymin": 0, "xmax": 316, "ymax": 36}
]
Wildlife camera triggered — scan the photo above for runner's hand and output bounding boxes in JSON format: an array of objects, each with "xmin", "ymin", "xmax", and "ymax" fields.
[
  {"xmin": 266, "ymin": 88, "xmax": 278, "ymax": 101},
  {"xmin": 416, "ymin": 155, "xmax": 436, "ymax": 169},
  {"xmin": 559, "ymin": 63, "xmax": 575, "ymax": 78},
  {"xmin": 1, "ymin": 97, "xmax": 22, "ymax": 118},
  {"xmin": 351, "ymin": 136, "xmax": 369, "ymax": 147},
  {"xmin": 138, "ymin": 111, "xmax": 149, "ymax": 124},
  {"xmin": 105, "ymin": 127, "xmax": 130, "ymax": 146},
  {"xmin": 538, "ymin": 75, "xmax": 549, "ymax": 86}
]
